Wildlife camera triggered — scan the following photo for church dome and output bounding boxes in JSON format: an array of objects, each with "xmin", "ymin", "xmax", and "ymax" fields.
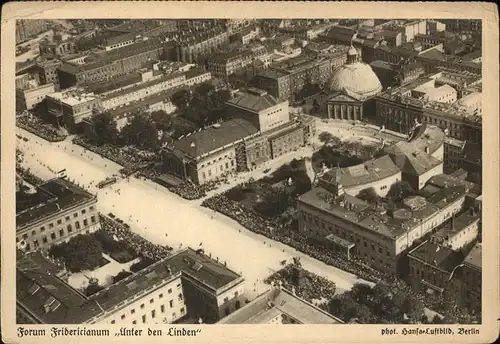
[{"xmin": 328, "ymin": 47, "xmax": 383, "ymax": 98}]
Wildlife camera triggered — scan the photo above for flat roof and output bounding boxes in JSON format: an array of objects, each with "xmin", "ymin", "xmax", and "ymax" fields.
[
  {"xmin": 408, "ymin": 240, "xmax": 464, "ymax": 273},
  {"xmin": 464, "ymin": 242, "xmax": 482, "ymax": 269},
  {"xmin": 103, "ymin": 72, "xmax": 185, "ymax": 100},
  {"xmin": 299, "ymin": 184, "xmax": 464, "ymax": 240},
  {"xmin": 47, "ymin": 89, "xmax": 98, "ymax": 106},
  {"xmin": 218, "ymin": 288, "xmax": 343, "ymax": 324},
  {"xmin": 16, "ymin": 178, "xmax": 95, "ymax": 230}
]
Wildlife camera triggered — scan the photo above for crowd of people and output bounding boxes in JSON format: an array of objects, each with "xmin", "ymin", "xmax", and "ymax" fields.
[
  {"xmin": 99, "ymin": 214, "xmax": 173, "ymax": 262},
  {"xmin": 168, "ymin": 179, "xmax": 223, "ymax": 200},
  {"xmin": 202, "ymin": 194, "xmax": 385, "ymax": 284},
  {"xmin": 16, "ymin": 112, "xmax": 67, "ymax": 142},
  {"xmin": 203, "ymin": 194, "xmax": 481, "ymax": 323},
  {"xmin": 16, "ymin": 167, "xmax": 44, "ymax": 186},
  {"xmin": 265, "ymin": 263, "xmax": 337, "ymax": 305},
  {"xmin": 73, "ymin": 137, "xmax": 151, "ymax": 171}
]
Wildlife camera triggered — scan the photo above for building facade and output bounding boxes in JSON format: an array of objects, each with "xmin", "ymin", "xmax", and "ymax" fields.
[
  {"xmin": 16, "ymin": 178, "xmax": 101, "ymax": 253},
  {"xmin": 16, "ymin": 83, "xmax": 56, "ymax": 111},
  {"xmin": 207, "ymin": 50, "xmax": 254, "ymax": 79}
]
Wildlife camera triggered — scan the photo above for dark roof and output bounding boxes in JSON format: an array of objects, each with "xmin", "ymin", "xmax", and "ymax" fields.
[
  {"xmin": 166, "ymin": 247, "xmax": 243, "ymax": 291},
  {"xmin": 226, "ymin": 90, "xmax": 281, "ymax": 113},
  {"xmin": 426, "ymin": 174, "xmax": 481, "ymax": 198},
  {"xmin": 83, "ymin": 72, "xmax": 142, "ymax": 94},
  {"xmin": 370, "ymin": 60, "xmax": 393, "ymax": 71},
  {"xmin": 17, "ymin": 269, "xmax": 102, "ymax": 324},
  {"xmin": 172, "ymin": 118, "xmax": 258, "ymax": 158},
  {"xmin": 409, "ymin": 240, "xmax": 464, "ymax": 273},
  {"xmin": 208, "ymin": 50, "xmax": 253, "ymax": 63},
  {"xmin": 418, "ymin": 48, "xmax": 446, "ymax": 61},
  {"xmin": 461, "ymin": 141, "xmax": 482, "ymax": 166},
  {"xmin": 16, "ymin": 178, "xmax": 95, "ymax": 230},
  {"xmin": 432, "ymin": 213, "xmax": 480, "ymax": 241},
  {"xmin": 102, "ymin": 72, "xmax": 184, "ymax": 100},
  {"xmin": 184, "ymin": 67, "xmax": 210, "ymax": 79}
]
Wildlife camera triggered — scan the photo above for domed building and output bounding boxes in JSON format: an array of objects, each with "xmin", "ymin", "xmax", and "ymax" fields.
[{"xmin": 326, "ymin": 46, "xmax": 383, "ymax": 121}]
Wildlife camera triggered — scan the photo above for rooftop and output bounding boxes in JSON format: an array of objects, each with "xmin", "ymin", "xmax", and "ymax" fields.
[
  {"xmin": 463, "ymin": 242, "xmax": 482, "ymax": 269},
  {"xmin": 83, "ymin": 72, "xmax": 142, "ymax": 95},
  {"xmin": 16, "ymin": 178, "xmax": 95, "ymax": 230},
  {"xmin": 218, "ymin": 287, "xmax": 343, "ymax": 324},
  {"xmin": 166, "ymin": 247, "xmax": 243, "ymax": 292},
  {"xmin": 409, "ymin": 240, "xmax": 464, "ymax": 273},
  {"xmin": 46, "ymin": 88, "xmax": 98, "ymax": 106},
  {"xmin": 17, "ymin": 247, "xmax": 243, "ymax": 324},
  {"xmin": 432, "ymin": 213, "xmax": 480, "ymax": 241},
  {"xmin": 208, "ymin": 50, "xmax": 253, "ymax": 63},
  {"xmin": 171, "ymin": 118, "xmax": 259, "ymax": 159},
  {"xmin": 386, "ymin": 142, "xmax": 443, "ymax": 176},
  {"xmin": 298, "ymin": 186, "xmax": 458, "ymax": 240},
  {"xmin": 321, "ymin": 155, "xmax": 401, "ymax": 188},
  {"xmin": 226, "ymin": 89, "xmax": 283, "ymax": 113}
]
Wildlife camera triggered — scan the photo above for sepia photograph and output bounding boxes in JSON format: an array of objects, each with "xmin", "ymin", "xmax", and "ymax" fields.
[{"xmin": 2, "ymin": 2, "xmax": 499, "ymax": 344}]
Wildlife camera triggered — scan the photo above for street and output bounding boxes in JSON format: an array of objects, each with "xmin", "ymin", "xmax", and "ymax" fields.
[{"xmin": 16, "ymin": 127, "xmax": 374, "ymax": 301}]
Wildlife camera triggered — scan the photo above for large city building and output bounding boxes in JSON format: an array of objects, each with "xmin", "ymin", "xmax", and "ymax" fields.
[
  {"xmin": 161, "ymin": 89, "xmax": 316, "ymax": 185},
  {"xmin": 375, "ymin": 76, "xmax": 482, "ymax": 143},
  {"xmin": 457, "ymin": 242, "xmax": 482, "ymax": 312},
  {"xmin": 57, "ymin": 39, "xmax": 165, "ymax": 89},
  {"xmin": 16, "ymin": 177, "xmax": 101, "ymax": 253},
  {"xmin": 253, "ymin": 46, "xmax": 350, "ymax": 101},
  {"xmin": 17, "ymin": 247, "xmax": 245, "ymax": 325},
  {"xmin": 16, "ymin": 78, "xmax": 56, "ymax": 111},
  {"xmin": 16, "ymin": 19, "xmax": 47, "ymax": 43},
  {"xmin": 206, "ymin": 50, "xmax": 254, "ymax": 79},
  {"xmin": 295, "ymin": 125, "xmax": 469, "ymax": 274},
  {"xmin": 44, "ymin": 88, "xmax": 101, "ymax": 133},
  {"xmin": 174, "ymin": 27, "xmax": 230, "ymax": 63},
  {"xmin": 326, "ymin": 46, "xmax": 383, "ymax": 121},
  {"xmin": 218, "ymin": 287, "xmax": 343, "ymax": 324}
]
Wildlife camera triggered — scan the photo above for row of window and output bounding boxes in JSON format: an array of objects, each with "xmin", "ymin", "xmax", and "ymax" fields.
[
  {"xmin": 111, "ymin": 306, "xmax": 185, "ymax": 324},
  {"xmin": 201, "ymin": 160, "xmax": 235, "ymax": 180},
  {"xmin": 302, "ymin": 212, "xmax": 392, "ymax": 257},
  {"xmin": 36, "ymin": 207, "xmax": 94, "ymax": 233}
]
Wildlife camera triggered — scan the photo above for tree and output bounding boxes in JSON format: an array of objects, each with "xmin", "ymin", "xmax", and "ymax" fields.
[
  {"xmin": 356, "ymin": 187, "xmax": 380, "ymax": 205},
  {"xmin": 49, "ymin": 234, "xmax": 103, "ymax": 272},
  {"xmin": 120, "ymin": 114, "xmax": 159, "ymax": 150},
  {"xmin": 149, "ymin": 110, "xmax": 172, "ymax": 131},
  {"xmin": 387, "ymin": 181, "xmax": 415, "ymax": 201},
  {"xmin": 90, "ymin": 112, "xmax": 119, "ymax": 145},
  {"xmin": 253, "ymin": 190, "xmax": 290, "ymax": 218},
  {"xmin": 318, "ymin": 131, "xmax": 334, "ymax": 144},
  {"xmin": 113, "ymin": 270, "xmax": 133, "ymax": 283},
  {"xmin": 170, "ymin": 89, "xmax": 191, "ymax": 112},
  {"xmin": 291, "ymin": 172, "xmax": 312, "ymax": 196}
]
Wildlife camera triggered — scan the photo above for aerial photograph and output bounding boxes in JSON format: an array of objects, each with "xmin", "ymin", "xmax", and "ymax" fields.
[{"xmin": 15, "ymin": 18, "xmax": 482, "ymax": 325}]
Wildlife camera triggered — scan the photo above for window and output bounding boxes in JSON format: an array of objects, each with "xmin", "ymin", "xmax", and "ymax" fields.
[
  {"xmin": 180, "ymin": 307, "xmax": 185, "ymax": 315},
  {"xmin": 168, "ymin": 288, "xmax": 172, "ymax": 294},
  {"xmin": 176, "ymin": 283, "xmax": 181, "ymax": 289},
  {"xmin": 235, "ymin": 291, "xmax": 239, "ymax": 297},
  {"xmin": 111, "ymin": 320, "xmax": 115, "ymax": 324},
  {"xmin": 159, "ymin": 293, "xmax": 163, "ymax": 299},
  {"xmin": 140, "ymin": 304, "xmax": 145, "ymax": 309},
  {"xmin": 49, "ymin": 223, "xmax": 54, "ymax": 229},
  {"xmin": 82, "ymin": 209, "xmax": 86, "ymax": 215},
  {"xmin": 73, "ymin": 213, "xmax": 78, "ymax": 218},
  {"xmin": 131, "ymin": 309, "xmax": 135, "ymax": 314},
  {"xmin": 75, "ymin": 221, "xmax": 80, "ymax": 229},
  {"xmin": 91, "ymin": 216, "xmax": 96, "ymax": 223},
  {"xmin": 59, "ymin": 229, "xmax": 64, "ymax": 237},
  {"xmin": 150, "ymin": 298, "xmax": 154, "ymax": 304},
  {"xmin": 67, "ymin": 224, "xmax": 73, "ymax": 232},
  {"xmin": 22, "ymin": 233, "xmax": 28, "ymax": 239},
  {"xmin": 65, "ymin": 216, "xmax": 70, "ymax": 221},
  {"xmin": 178, "ymin": 293, "xmax": 183, "ymax": 301},
  {"xmin": 57, "ymin": 219, "xmax": 62, "ymax": 225},
  {"xmin": 34, "ymin": 240, "xmax": 39, "ymax": 248},
  {"xmin": 132, "ymin": 320, "xmax": 137, "ymax": 324},
  {"xmin": 223, "ymin": 297, "xmax": 229, "ymax": 303},
  {"xmin": 169, "ymin": 300, "xmax": 174, "ymax": 308},
  {"xmin": 90, "ymin": 206, "xmax": 95, "ymax": 211},
  {"xmin": 151, "ymin": 310, "xmax": 156, "ymax": 318},
  {"xmin": 42, "ymin": 236, "xmax": 48, "ymax": 244},
  {"xmin": 172, "ymin": 312, "xmax": 176, "ymax": 319},
  {"xmin": 83, "ymin": 219, "xmax": 88, "ymax": 226},
  {"xmin": 121, "ymin": 314, "xmax": 126, "ymax": 320},
  {"xmin": 142, "ymin": 315, "xmax": 146, "ymax": 323},
  {"xmin": 31, "ymin": 230, "xmax": 36, "ymax": 236},
  {"xmin": 161, "ymin": 305, "xmax": 165, "ymax": 313}
]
